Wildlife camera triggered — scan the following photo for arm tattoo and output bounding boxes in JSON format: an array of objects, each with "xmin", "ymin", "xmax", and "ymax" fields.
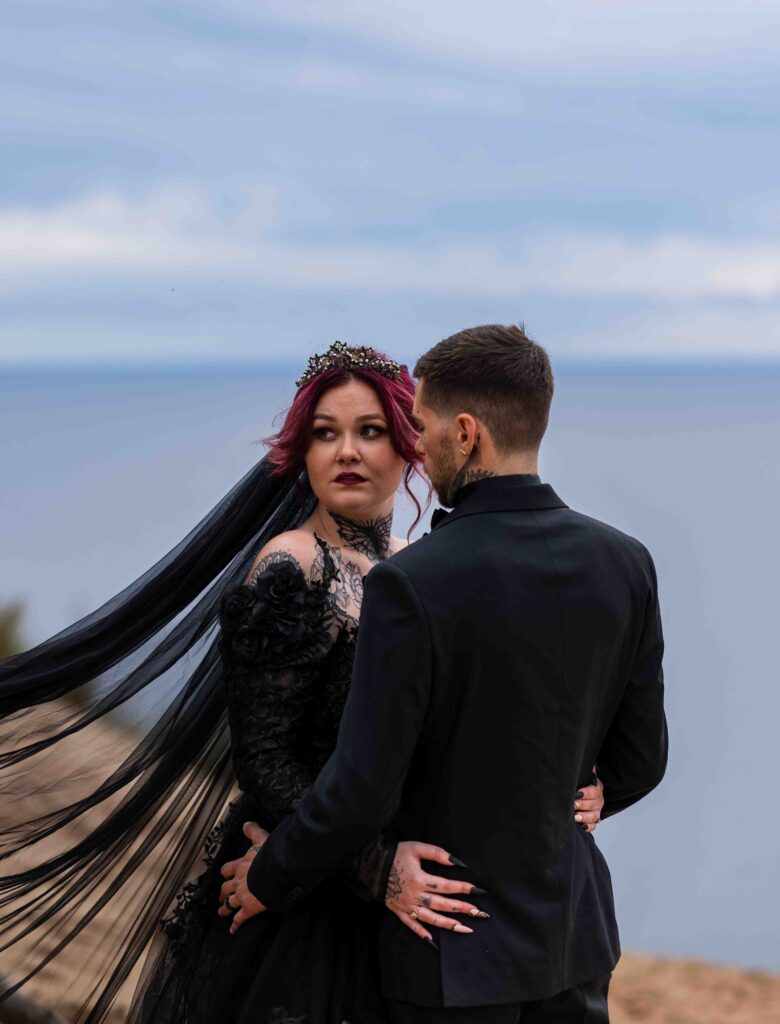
[
  {"xmin": 327, "ymin": 509, "xmax": 392, "ymax": 563},
  {"xmin": 385, "ymin": 863, "xmax": 403, "ymax": 903},
  {"xmin": 246, "ymin": 549, "xmax": 303, "ymax": 586}
]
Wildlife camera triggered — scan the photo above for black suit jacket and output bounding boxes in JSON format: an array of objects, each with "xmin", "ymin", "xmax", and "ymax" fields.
[{"xmin": 247, "ymin": 475, "xmax": 667, "ymax": 1007}]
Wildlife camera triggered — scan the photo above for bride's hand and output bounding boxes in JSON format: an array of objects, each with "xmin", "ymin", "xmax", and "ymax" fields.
[
  {"xmin": 384, "ymin": 841, "xmax": 488, "ymax": 945},
  {"xmin": 574, "ymin": 772, "xmax": 604, "ymax": 833}
]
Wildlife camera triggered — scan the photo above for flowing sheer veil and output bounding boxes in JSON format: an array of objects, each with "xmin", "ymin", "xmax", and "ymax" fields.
[{"xmin": 0, "ymin": 455, "xmax": 315, "ymax": 1022}]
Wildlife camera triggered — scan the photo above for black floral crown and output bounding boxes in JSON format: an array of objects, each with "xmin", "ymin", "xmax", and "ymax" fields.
[{"xmin": 295, "ymin": 340, "xmax": 403, "ymax": 389}]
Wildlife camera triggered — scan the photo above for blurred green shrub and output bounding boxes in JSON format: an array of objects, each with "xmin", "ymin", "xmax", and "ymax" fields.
[{"xmin": 0, "ymin": 601, "xmax": 26, "ymax": 660}]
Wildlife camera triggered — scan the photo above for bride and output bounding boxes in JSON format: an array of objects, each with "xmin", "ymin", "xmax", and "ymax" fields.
[{"xmin": 0, "ymin": 342, "xmax": 604, "ymax": 1024}]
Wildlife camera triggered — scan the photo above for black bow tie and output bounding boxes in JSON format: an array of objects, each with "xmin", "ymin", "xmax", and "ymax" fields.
[{"xmin": 430, "ymin": 507, "xmax": 450, "ymax": 529}]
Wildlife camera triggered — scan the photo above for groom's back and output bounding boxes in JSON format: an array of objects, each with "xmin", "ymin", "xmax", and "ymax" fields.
[{"xmin": 379, "ymin": 480, "xmax": 666, "ymax": 1007}]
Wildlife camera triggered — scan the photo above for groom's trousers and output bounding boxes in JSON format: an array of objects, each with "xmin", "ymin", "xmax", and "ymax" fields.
[{"xmin": 385, "ymin": 973, "xmax": 611, "ymax": 1024}]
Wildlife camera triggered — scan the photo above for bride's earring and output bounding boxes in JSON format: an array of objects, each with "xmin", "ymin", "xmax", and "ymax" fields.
[{"xmin": 460, "ymin": 447, "xmax": 469, "ymax": 456}]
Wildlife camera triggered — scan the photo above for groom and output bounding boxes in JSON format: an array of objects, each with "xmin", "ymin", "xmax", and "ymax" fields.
[{"xmin": 222, "ymin": 324, "xmax": 667, "ymax": 1022}]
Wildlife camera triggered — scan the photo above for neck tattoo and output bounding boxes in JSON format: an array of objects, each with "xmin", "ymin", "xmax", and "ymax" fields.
[
  {"xmin": 446, "ymin": 442, "xmax": 497, "ymax": 505},
  {"xmin": 462, "ymin": 468, "xmax": 497, "ymax": 487},
  {"xmin": 327, "ymin": 509, "xmax": 393, "ymax": 563}
]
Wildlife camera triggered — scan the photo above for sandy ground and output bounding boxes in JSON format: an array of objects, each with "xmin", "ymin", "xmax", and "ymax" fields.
[
  {"xmin": 611, "ymin": 954, "xmax": 780, "ymax": 1024},
  {"xmin": 1, "ymin": 705, "xmax": 777, "ymax": 1023},
  {"xmin": 5, "ymin": 951, "xmax": 779, "ymax": 1024}
]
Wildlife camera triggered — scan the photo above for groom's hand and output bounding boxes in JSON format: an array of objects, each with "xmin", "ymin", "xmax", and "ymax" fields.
[
  {"xmin": 218, "ymin": 821, "xmax": 269, "ymax": 934},
  {"xmin": 385, "ymin": 842, "xmax": 488, "ymax": 946}
]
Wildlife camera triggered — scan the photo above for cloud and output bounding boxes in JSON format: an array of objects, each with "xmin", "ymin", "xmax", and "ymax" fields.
[
  {"xmin": 0, "ymin": 187, "xmax": 253, "ymax": 272},
  {"xmin": 2, "ymin": 184, "xmax": 780, "ymax": 360},
  {"xmin": 2, "ymin": 186, "xmax": 780, "ymax": 307},
  {"xmin": 214, "ymin": 0, "xmax": 780, "ymax": 72},
  {"xmin": 552, "ymin": 306, "xmax": 780, "ymax": 358},
  {"xmin": 3, "ymin": 6, "xmax": 780, "ymax": 365},
  {"xmin": 521, "ymin": 234, "xmax": 780, "ymax": 301}
]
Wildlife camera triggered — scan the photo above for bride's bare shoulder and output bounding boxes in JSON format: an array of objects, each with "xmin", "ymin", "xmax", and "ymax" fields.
[
  {"xmin": 244, "ymin": 529, "xmax": 321, "ymax": 584},
  {"xmin": 389, "ymin": 535, "xmax": 412, "ymax": 556}
]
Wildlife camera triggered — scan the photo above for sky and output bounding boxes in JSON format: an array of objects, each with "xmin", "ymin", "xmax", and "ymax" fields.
[{"xmin": 3, "ymin": 0, "xmax": 780, "ymax": 366}]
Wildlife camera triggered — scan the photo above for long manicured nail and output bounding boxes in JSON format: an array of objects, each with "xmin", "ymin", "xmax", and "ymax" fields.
[
  {"xmin": 469, "ymin": 909, "xmax": 490, "ymax": 919},
  {"xmin": 574, "ymin": 813, "xmax": 583, "ymax": 823},
  {"xmin": 580, "ymin": 823, "xmax": 589, "ymax": 831},
  {"xmin": 449, "ymin": 856, "xmax": 468, "ymax": 867},
  {"xmin": 575, "ymin": 791, "xmax": 584, "ymax": 799},
  {"xmin": 470, "ymin": 885, "xmax": 489, "ymax": 895},
  {"xmin": 425, "ymin": 937, "xmax": 439, "ymax": 951}
]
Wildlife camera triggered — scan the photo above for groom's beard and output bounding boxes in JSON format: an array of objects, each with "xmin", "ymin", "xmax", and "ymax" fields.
[{"xmin": 428, "ymin": 437, "xmax": 461, "ymax": 508}]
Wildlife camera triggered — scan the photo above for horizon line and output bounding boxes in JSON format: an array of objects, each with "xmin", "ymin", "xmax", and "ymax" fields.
[{"xmin": 2, "ymin": 355, "xmax": 780, "ymax": 374}]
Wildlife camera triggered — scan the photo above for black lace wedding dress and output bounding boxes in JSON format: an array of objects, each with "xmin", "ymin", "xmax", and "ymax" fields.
[{"xmin": 133, "ymin": 537, "xmax": 396, "ymax": 1024}]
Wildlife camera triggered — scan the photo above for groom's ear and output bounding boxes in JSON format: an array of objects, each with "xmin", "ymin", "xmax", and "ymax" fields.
[{"xmin": 455, "ymin": 412, "xmax": 480, "ymax": 452}]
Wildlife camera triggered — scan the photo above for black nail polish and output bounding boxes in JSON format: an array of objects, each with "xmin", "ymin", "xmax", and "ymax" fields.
[
  {"xmin": 449, "ymin": 856, "xmax": 468, "ymax": 867},
  {"xmin": 470, "ymin": 886, "xmax": 489, "ymax": 895},
  {"xmin": 580, "ymin": 823, "xmax": 589, "ymax": 831},
  {"xmin": 575, "ymin": 791, "xmax": 584, "ymax": 799},
  {"xmin": 426, "ymin": 937, "xmax": 440, "ymax": 951}
]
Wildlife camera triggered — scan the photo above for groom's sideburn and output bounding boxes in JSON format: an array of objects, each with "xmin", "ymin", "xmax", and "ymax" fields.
[{"xmin": 248, "ymin": 474, "xmax": 667, "ymax": 1012}]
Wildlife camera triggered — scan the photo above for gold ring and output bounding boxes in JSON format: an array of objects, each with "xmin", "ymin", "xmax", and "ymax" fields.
[{"xmin": 409, "ymin": 909, "xmax": 419, "ymax": 921}]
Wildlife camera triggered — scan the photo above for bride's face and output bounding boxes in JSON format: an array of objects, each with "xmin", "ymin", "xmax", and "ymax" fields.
[{"xmin": 304, "ymin": 378, "xmax": 406, "ymax": 519}]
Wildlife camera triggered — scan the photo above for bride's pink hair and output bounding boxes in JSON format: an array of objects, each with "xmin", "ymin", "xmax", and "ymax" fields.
[{"xmin": 265, "ymin": 359, "xmax": 431, "ymax": 535}]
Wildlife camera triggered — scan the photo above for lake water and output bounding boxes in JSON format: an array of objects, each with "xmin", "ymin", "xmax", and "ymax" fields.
[{"xmin": 1, "ymin": 362, "xmax": 778, "ymax": 972}]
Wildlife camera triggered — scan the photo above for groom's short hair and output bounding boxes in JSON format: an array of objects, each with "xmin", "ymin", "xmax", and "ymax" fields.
[{"xmin": 414, "ymin": 324, "xmax": 554, "ymax": 453}]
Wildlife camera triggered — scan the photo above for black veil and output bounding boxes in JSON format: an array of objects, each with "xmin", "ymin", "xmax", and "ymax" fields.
[{"xmin": 0, "ymin": 455, "xmax": 315, "ymax": 1022}]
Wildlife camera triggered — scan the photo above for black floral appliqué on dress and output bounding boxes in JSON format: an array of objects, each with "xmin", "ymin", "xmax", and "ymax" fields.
[{"xmin": 136, "ymin": 538, "xmax": 395, "ymax": 1024}]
